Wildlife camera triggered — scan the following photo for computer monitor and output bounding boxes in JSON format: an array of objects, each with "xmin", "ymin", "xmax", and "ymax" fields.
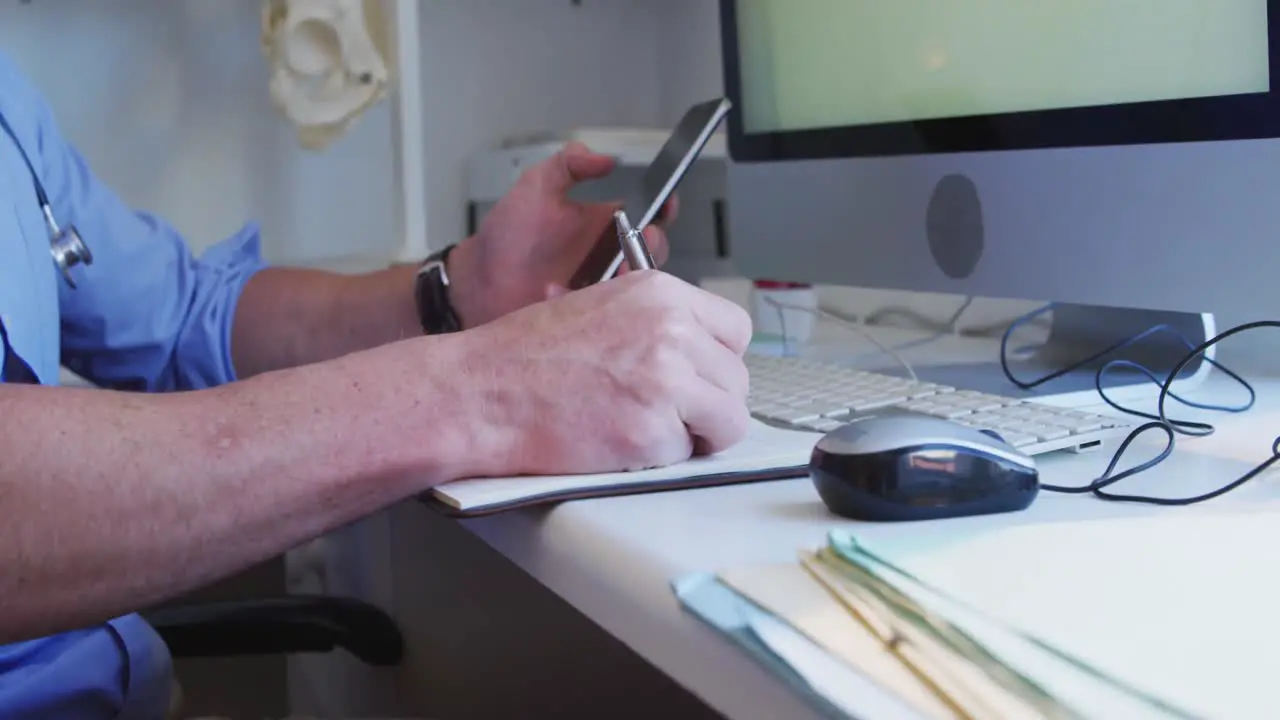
[{"xmin": 720, "ymin": 0, "xmax": 1276, "ymax": 398}]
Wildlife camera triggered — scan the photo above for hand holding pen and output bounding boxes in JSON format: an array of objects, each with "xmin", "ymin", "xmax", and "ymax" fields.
[{"xmin": 614, "ymin": 209, "xmax": 657, "ymax": 271}]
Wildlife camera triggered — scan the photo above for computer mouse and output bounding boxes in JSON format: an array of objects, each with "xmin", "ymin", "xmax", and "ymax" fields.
[{"xmin": 809, "ymin": 415, "xmax": 1039, "ymax": 522}]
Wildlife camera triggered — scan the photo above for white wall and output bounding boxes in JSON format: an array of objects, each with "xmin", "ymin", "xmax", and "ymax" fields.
[
  {"xmin": 0, "ymin": 0, "xmax": 400, "ymax": 266},
  {"xmin": 416, "ymin": 0, "xmax": 668, "ymax": 250},
  {"xmin": 652, "ymin": 0, "xmax": 725, "ymax": 121},
  {"xmin": 0, "ymin": 0, "xmax": 684, "ymax": 267}
]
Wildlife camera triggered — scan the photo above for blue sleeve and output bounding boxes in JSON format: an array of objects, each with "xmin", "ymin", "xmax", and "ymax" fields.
[{"xmin": 0, "ymin": 56, "xmax": 267, "ymax": 392}]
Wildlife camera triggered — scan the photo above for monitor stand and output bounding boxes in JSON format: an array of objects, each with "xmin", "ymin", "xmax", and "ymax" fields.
[{"xmin": 904, "ymin": 304, "xmax": 1217, "ymax": 409}]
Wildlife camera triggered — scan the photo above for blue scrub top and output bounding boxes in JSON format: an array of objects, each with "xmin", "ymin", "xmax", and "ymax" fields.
[{"xmin": 0, "ymin": 51, "xmax": 266, "ymax": 717}]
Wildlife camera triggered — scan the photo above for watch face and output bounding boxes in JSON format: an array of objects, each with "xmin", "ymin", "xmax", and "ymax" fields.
[{"xmin": 422, "ymin": 259, "xmax": 448, "ymax": 285}]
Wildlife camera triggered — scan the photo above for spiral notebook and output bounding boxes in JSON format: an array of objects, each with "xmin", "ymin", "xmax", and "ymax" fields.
[{"xmin": 423, "ymin": 419, "xmax": 820, "ymax": 517}]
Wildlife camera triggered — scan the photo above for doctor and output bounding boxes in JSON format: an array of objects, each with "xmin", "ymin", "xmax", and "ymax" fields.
[{"xmin": 0, "ymin": 53, "xmax": 751, "ymax": 718}]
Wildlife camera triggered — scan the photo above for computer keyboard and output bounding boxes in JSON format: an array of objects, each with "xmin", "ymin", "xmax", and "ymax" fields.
[{"xmin": 746, "ymin": 354, "xmax": 1136, "ymax": 456}]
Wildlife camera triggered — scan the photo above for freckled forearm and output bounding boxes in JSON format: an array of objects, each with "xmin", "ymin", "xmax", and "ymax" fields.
[
  {"xmin": 231, "ymin": 264, "xmax": 421, "ymax": 377},
  {"xmin": 0, "ymin": 336, "xmax": 484, "ymax": 643}
]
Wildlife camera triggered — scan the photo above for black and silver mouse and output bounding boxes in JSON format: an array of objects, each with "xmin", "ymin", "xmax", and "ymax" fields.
[{"xmin": 809, "ymin": 415, "xmax": 1039, "ymax": 522}]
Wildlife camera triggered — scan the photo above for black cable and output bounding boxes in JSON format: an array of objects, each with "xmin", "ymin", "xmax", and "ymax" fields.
[{"xmin": 1000, "ymin": 314, "xmax": 1277, "ymax": 505}]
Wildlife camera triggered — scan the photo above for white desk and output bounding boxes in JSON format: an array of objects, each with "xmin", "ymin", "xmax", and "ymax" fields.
[
  {"xmin": 458, "ymin": 359, "xmax": 1280, "ymax": 718},
  {"xmin": 292, "ymin": 324, "xmax": 1280, "ymax": 718}
]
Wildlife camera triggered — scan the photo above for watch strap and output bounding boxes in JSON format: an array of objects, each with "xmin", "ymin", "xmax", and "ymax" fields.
[{"xmin": 415, "ymin": 245, "xmax": 462, "ymax": 334}]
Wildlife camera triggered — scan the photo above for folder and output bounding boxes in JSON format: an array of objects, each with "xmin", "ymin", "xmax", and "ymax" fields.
[
  {"xmin": 836, "ymin": 512, "xmax": 1280, "ymax": 719},
  {"xmin": 421, "ymin": 419, "xmax": 819, "ymax": 517},
  {"xmin": 678, "ymin": 529, "xmax": 1198, "ymax": 720},
  {"xmin": 717, "ymin": 561, "xmax": 959, "ymax": 719},
  {"xmin": 672, "ymin": 573, "xmax": 880, "ymax": 720}
]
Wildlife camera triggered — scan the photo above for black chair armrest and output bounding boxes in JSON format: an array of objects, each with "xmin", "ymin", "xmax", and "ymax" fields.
[{"xmin": 145, "ymin": 594, "xmax": 403, "ymax": 666}]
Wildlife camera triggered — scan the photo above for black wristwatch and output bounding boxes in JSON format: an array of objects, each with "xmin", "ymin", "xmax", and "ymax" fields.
[{"xmin": 414, "ymin": 244, "xmax": 463, "ymax": 334}]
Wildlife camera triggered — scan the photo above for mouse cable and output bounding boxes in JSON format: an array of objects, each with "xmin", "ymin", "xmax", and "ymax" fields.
[
  {"xmin": 1000, "ymin": 304, "xmax": 1254, "ymax": 423},
  {"xmin": 760, "ymin": 296, "xmax": 920, "ymax": 381},
  {"xmin": 1000, "ymin": 306, "xmax": 1251, "ymax": 499},
  {"xmin": 861, "ymin": 296, "xmax": 975, "ymax": 333},
  {"xmin": 999, "ymin": 309, "xmax": 1276, "ymax": 505}
]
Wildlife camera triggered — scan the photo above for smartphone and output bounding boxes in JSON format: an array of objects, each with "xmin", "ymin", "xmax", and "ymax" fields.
[{"xmin": 568, "ymin": 97, "xmax": 732, "ymax": 289}]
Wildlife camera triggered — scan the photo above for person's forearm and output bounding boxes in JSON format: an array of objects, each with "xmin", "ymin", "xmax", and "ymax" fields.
[
  {"xmin": 231, "ymin": 264, "xmax": 421, "ymax": 378},
  {"xmin": 0, "ymin": 338, "xmax": 481, "ymax": 643}
]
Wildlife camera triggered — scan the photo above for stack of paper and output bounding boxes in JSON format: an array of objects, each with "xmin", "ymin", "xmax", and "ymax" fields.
[
  {"xmin": 850, "ymin": 513, "xmax": 1280, "ymax": 718},
  {"xmin": 673, "ymin": 519, "xmax": 1233, "ymax": 719}
]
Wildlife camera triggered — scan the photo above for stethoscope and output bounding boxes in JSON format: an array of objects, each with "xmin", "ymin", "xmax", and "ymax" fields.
[{"xmin": 0, "ymin": 112, "xmax": 92, "ymax": 289}]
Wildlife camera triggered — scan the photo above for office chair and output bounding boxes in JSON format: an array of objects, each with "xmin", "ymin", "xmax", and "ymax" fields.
[
  {"xmin": 145, "ymin": 594, "xmax": 403, "ymax": 718},
  {"xmin": 145, "ymin": 593, "xmax": 403, "ymax": 665}
]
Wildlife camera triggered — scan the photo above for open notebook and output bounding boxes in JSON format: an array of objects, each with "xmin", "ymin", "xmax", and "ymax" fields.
[{"xmin": 423, "ymin": 419, "xmax": 820, "ymax": 516}]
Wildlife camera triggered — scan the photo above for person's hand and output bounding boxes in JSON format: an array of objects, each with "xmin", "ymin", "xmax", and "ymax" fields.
[
  {"xmin": 445, "ymin": 141, "xmax": 675, "ymax": 328},
  {"xmin": 454, "ymin": 270, "xmax": 752, "ymax": 478}
]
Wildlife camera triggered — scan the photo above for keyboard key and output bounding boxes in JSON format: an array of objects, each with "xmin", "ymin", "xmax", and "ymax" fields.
[
  {"xmin": 955, "ymin": 397, "xmax": 1008, "ymax": 412},
  {"xmin": 966, "ymin": 413, "xmax": 1007, "ymax": 427},
  {"xmin": 770, "ymin": 408, "xmax": 824, "ymax": 423},
  {"xmin": 798, "ymin": 418, "xmax": 845, "ymax": 433},
  {"xmin": 849, "ymin": 395, "xmax": 909, "ymax": 412},
  {"xmin": 1061, "ymin": 418, "xmax": 1104, "ymax": 434},
  {"xmin": 1001, "ymin": 432, "xmax": 1040, "ymax": 448},
  {"xmin": 924, "ymin": 406, "xmax": 975, "ymax": 420},
  {"xmin": 898, "ymin": 400, "xmax": 935, "ymax": 413},
  {"xmin": 1017, "ymin": 423, "xmax": 1071, "ymax": 441}
]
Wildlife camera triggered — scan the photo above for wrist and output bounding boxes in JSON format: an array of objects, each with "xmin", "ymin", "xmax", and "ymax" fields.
[{"xmin": 363, "ymin": 333, "xmax": 520, "ymax": 483}]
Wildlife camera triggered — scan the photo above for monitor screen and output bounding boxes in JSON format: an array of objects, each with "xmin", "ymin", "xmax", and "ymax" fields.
[{"xmin": 734, "ymin": 0, "xmax": 1270, "ymax": 136}]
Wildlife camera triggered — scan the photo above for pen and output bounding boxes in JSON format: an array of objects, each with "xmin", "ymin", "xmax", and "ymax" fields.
[{"xmin": 614, "ymin": 209, "xmax": 655, "ymax": 271}]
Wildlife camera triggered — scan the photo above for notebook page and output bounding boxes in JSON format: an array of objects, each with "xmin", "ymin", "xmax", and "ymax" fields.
[{"xmin": 432, "ymin": 419, "xmax": 819, "ymax": 511}]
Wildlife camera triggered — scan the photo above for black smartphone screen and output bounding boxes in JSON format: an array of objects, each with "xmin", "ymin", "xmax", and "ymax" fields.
[
  {"xmin": 567, "ymin": 98, "xmax": 731, "ymax": 289},
  {"xmin": 624, "ymin": 98, "xmax": 731, "ymax": 229}
]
